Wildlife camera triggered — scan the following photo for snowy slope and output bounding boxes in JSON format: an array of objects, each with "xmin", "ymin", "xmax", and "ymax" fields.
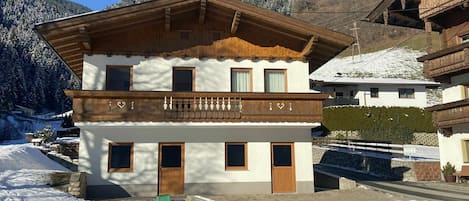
[
  {"xmin": 311, "ymin": 48, "xmax": 427, "ymax": 80},
  {"xmin": 0, "ymin": 143, "xmax": 82, "ymax": 201}
]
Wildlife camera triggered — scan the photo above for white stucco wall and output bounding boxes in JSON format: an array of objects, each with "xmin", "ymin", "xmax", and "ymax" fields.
[
  {"xmin": 320, "ymin": 84, "xmax": 428, "ymax": 107},
  {"xmin": 79, "ymin": 124, "xmax": 314, "ymax": 186},
  {"xmin": 442, "ymin": 73, "xmax": 469, "ymax": 103},
  {"xmin": 82, "ymin": 55, "xmax": 310, "ymax": 93},
  {"xmin": 438, "ymin": 124, "xmax": 469, "ymax": 171}
]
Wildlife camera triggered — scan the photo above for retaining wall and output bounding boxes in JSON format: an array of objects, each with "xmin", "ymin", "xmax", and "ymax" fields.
[{"xmin": 312, "ymin": 146, "xmax": 441, "ymax": 181}]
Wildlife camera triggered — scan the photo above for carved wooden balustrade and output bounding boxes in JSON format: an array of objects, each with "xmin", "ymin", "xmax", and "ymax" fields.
[
  {"xmin": 64, "ymin": 90, "xmax": 328, "ymax": 123},
  {"xmin": 419, "ymin": 43, "xmax": 469, "ymax": 80},
  {"xmin": 428, "ymin": 99, "xmax": 469, "ymax": 128}
]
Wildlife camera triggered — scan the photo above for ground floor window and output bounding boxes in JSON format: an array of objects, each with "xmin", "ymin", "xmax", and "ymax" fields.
[
  {"xmin": 225, "ymin": 142, "xmax": 247, "ymax": 170},
  {"xmin": 398, "ymin": 88, "xmax": 415, "ymax": 99},
  {"xmin": 464, "ymin": 140, "xmax": 469, "ymax": 163},
  {"xmin": 108, "ymin": 142, "xmax": 133, "ymax": 172}
]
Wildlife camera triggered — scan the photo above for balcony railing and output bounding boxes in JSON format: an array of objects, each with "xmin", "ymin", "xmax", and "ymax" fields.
[
  {"xmin": 323, "ymin": 97, "xmax": 360, "ymax": 107},
  {"xmin": 419, "ymin": 0, "xmax": 465, "ymax": 19},
  {"xmin": 418, "ymin": 43, "xmax": 469, "ymax": 80},
  {"xmin": 64, "ymin": 90, "xmax": 328, "ymax": 123},
  {"xmin": 427, "ymin": 99, "xmax": 469, "ymax": 128}
]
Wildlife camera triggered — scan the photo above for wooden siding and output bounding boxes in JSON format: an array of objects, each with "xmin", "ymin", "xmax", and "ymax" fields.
[
  {"xmin": 65, "ymin": 90, "xmax": 327, "ymax": 123},
  {"xmin": 441, "ymin": 22, "xmax": 469, "ymax": 49},
  {"xmin": 419, "ymin": 0, "xmax": 467, "ymax": 19},
  {"xmin": 428, "ymin": 99, "xmax": 469, "ymax": 128},
  {"xmin": 420, "ymin": 43, "xmax": 469, "ymax": 80}
]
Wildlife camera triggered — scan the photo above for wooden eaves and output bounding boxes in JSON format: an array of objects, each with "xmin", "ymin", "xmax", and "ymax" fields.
[{"xmin": 35, "ymin": 0, "xmax": 353, "ymax": 79}]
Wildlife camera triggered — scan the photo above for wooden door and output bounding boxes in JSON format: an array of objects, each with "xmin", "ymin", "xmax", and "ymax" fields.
[
  {"xmin": 271, "ymin": 143, "xmax": 296, "ymax": 193},
  {"xmin": 158, "ymin": 143, "xmax": 184, "ymax": 195}
]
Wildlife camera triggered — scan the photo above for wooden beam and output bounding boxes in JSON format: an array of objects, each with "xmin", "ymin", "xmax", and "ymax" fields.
[
  {"xmin": 199, "ymin": 0, "xmax": 207, "ymax": 24},
  {"xmin": 400, "ymin": 0, "xmax": 406, "ymax": 9},
  {"xmin": 165, "ymin": 8, "xmax": 171, "ymax": 32},
  {"xmin": 383, "ymin": 9, "xmax": 389, "ymax": 25},
  {"xmin": 301, "ymin": 36, "xmax": 317, "ymax": 56},
  {"xmin": 425, "ymin": 19, "xmax": 433, "ymax": 53},
  {"xmin": 230, "ymin": 10, "xmax": 241, "ymax": 34},
  {"xmin": 79, "ymin": 26, "xmax": 92, "ymax": 50}
]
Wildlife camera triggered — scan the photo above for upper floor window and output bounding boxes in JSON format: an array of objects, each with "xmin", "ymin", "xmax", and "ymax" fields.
[
  {"xmin": 173, "ymin": 67, "xmax": 195, "ymax": 92},
  {"xmin": 231, "ymin": 68, "xmax": 252, "ymax": 92},
  {"xmin": 370, "ymin": 88, "xmax": 379, "ymax": 98},
  {"xmin": 265, "ymin": 69, "xmax": 287, "ymax": 93},
  {"xmin": 108, "ymin": 142, "xmax": 133, "ymax": 172},
  {"xmin": 461, "ymin": 34, "xmax": 469, "ymax": 44},
  {"xmin": 106, "ymin": 66, "xmax": 132, "ymax": 91},
  {"xmin": 398, "ymin": 88, "xmax": 415, "ymax": 99}
]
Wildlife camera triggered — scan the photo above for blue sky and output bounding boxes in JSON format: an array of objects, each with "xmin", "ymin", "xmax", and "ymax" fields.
[{"xmin": 70, "ymin": 0, "xmax": 120, "ymax": 11}]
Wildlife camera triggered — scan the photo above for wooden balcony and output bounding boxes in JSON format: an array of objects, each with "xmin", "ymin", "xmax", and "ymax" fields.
[
  {"xmin": 427, "ymin": 99, "xmax": 469, "ymax": 128},
  {"xmin": 418, "ymin": 43, "xmax": 469, "ymax": 81},
  {"xmin": 64, "ymin": 90, "xmax": 328, "ymax": 123},
  {"xmin": 419, "ymin": 0, "xmax": 467, "ymax": 19}
]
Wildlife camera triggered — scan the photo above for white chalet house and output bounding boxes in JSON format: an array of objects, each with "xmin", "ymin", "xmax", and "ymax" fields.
[
  {"xmin": 35, "ymin": 0, "xmax": 352, "ymax": 198},
  {"xmin": 311, "ymin": 77, "xmax": 440, "ymax": 108}
]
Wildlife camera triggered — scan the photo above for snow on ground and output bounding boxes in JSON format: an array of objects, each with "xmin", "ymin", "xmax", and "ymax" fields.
[
  {"xmin": 311, "ymin": 48, "xmax": 427, "ymax": 80},
  {"xmin": 0, "ymin": 143, "xmax": 82, "ymax": 201}
]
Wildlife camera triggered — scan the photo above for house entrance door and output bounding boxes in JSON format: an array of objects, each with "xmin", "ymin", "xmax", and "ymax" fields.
[
  {"xmin": 271, "ymin": 142, "xmax": 296, "ymax": 193},
  {"xmin": 158, "ymin": 143, "xmax": 185, "ymax": 195}
]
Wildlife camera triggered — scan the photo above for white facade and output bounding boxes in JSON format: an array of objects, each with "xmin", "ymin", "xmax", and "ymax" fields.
[{"xmin": 83, "ymin": 55, "xmax": 310, "ymax": 93}]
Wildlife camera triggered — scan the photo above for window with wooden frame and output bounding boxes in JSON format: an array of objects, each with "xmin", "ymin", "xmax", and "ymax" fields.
[
  {"xmin": 231, "ymin": 68, "xmax": 252, "ymax": 92},
  {"xmin": 463, "ymin": 84, "xmax": 469, "ymax": 99},
  {"xmin": 464, "ymin": 140, "xmax": 469, "ymax": 163},
  {"xmin": 225, "ymin": 142, "xmax": 248, "ymax": 170},
  {"xmin": 264, "ymin": 69, "xmax": 287, "ymax": 93},
  {"xmin": 108, "ymin": 142, "xmax": 134, "ymax": 172},
  {"xmin": 106, "ymin": 66, "xmax": 132, "ymax": 91},
  {"xmin": 398, "ymin": 88, "xmax": 415, "ymax": 99},
  {"xmin": 173, "ymin": 67, "xmax": 195, "ymax": 92},
  {"xmin": 370, "ymin": 88, "xmax": 379, "ymax": 98}
]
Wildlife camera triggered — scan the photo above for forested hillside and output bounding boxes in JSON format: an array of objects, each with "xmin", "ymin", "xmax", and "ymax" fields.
[{"xmin": 0, "ymin": 0, "xmax": 90, "ymax": 113}]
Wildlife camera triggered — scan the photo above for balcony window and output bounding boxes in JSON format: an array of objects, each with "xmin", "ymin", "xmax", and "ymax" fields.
[
  {"xmin": 108, "ymin": 142, "xmax": 133, "ymax": 172},
  {"xmin": 461, "ymin": 34, "xmax": 469, "ymax": 44},
  {"xmin": 106, "ymin": 66, "xmax": 132, "ymax": 91},
  {"xmin": 225, "ymin": 142, "xmax": 247, "ymax": 170},
  {"xmin": 370, "ymin": 88, "xmax": 379, "ymax": 98},
  {"xmin": 399, "ymin": 88, "xmax": 415, "ymax": 99},
  {"xmin": 173, "ymin": 67, "xmax": 194, "ymax": 92},
  {"xmin": 231, "ymin": 68, "xmax": 252, "ymax": 92},
  {"xmin": 265, "ymin": 70, "xmax": 286, "ymax": 93}
]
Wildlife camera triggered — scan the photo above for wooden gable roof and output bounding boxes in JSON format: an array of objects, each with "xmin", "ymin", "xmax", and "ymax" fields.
[{"xmin": 35, "ymin": 0, "xmax": 353, "ymax": 79}]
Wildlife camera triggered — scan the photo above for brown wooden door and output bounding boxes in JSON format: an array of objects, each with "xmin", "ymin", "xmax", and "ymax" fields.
[
  {"xmin": 271, "ymin": 143, "xmax": 296, "ymax": 193},
  {"xmin": 158, "ymin": 143, "xmax": 184, "ymax": 195}
]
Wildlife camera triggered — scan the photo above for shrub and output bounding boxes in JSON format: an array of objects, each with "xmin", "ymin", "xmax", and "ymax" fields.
[{"xmin": 442, "ymin": 162, "xmax": 456, "ymax": 175}]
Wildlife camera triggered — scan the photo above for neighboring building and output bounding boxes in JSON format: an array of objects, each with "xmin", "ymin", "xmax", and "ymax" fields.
[
  {"xmin": 311, "ymin": 77, "xmax": 440, "ymax": 107},
  {"xmin": 367, "ymin": 0, "xmax": 469, "ymax": 175},
  {"xmin": 35, "ymin": 0, "xmax": 352, "ymax": 198}
]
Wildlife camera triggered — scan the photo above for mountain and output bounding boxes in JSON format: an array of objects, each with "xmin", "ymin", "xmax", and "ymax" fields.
[{"xmin": 0, "ymin": 0, "xmax": 90, "ymax": 113}]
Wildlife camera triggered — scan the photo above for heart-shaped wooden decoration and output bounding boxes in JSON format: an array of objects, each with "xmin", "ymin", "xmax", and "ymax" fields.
[
  {"xmin": 117, "ymin": 101, "xmax": 126, "ymax": 109},
  {"xmin": 277, "ymin": 102, "xmax": 285, "ymax": 110}
]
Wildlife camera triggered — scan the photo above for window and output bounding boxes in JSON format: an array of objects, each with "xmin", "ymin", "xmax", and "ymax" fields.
[
  {"xmin": 272, "ymin": 145, "xmax": 292, "ymax": 166},
  {"xmin": 265, "ymin": 70, "xmax": 287, "ymax": 93},
  {"xmin": 335, "ymin": 92, "xmax": 344, "ymax": 97},
  {"xmin": 350, "ymin": 90, "xmax": 355, "ymax": 97},
  {"xmin": 106, "ymin": 66, "xmax": 132, "ymax": 91},
  {"xmin": 225, "ymin": 142, "xmax": 247, "ymax": 170},
  {"xmin": 399, "ymin": 88, "xmax": 415, "ymax": 99},
  {"xmin": 161, "ymin": 145, "xmax": 182, "ymax": 167},
  {"xmin": 464, "ymin": 85, "xmax": 469, "ymax": 99},
  {"xmin": 108, "ymin": 143, "xmax": 133, "ymax": 172},
  {"xmin": 461, "ymin": 34, "xmax": 469, "ymax": 44},
  {"xmin": 464, "ymin": 140, "xmax": 469, "ymax": 163},
  {"xmin": 173, "ymin": 67, "xmax": 194, "ymax": 92},
  {"xmin": 370, "ymin": 88, "xmax": 379, "ymax": 98},
  {"xmin": 231, "ymin": 69, "xmax": 252, "ymax": 92}
]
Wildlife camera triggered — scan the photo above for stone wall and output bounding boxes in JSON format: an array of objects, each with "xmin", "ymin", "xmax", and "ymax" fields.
[
  {"xmin": 49, "ymin": 172, "xmax": 87, "ymax": 198},
  {"xmin": 313, "ymin": 146, "xmax": 441, "ymax": 181}
]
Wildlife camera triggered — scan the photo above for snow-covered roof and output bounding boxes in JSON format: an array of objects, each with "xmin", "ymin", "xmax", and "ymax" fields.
[
  {"xmin": 312, "ymin": 77, "xmax": 440, "ymax": 86},
  {"xmin": 311, "ymin": 48, "xmax": 426, "ymax": 80}
]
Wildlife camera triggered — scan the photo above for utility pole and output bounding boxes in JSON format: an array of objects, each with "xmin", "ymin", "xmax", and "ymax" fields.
[{"xmin": 350, "ymin": 21, "xmax": 362, "ymax": 63}]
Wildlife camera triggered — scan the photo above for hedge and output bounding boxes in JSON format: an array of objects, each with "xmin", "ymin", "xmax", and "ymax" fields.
[{"xmin": 323, "ymin": 106, "xmax": 435, "ymax": 133}]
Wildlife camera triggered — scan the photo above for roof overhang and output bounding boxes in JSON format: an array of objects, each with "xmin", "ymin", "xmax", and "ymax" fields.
[{"xmin": 34, "ymin": 0, "xmax": 353, "ymax": 78}]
